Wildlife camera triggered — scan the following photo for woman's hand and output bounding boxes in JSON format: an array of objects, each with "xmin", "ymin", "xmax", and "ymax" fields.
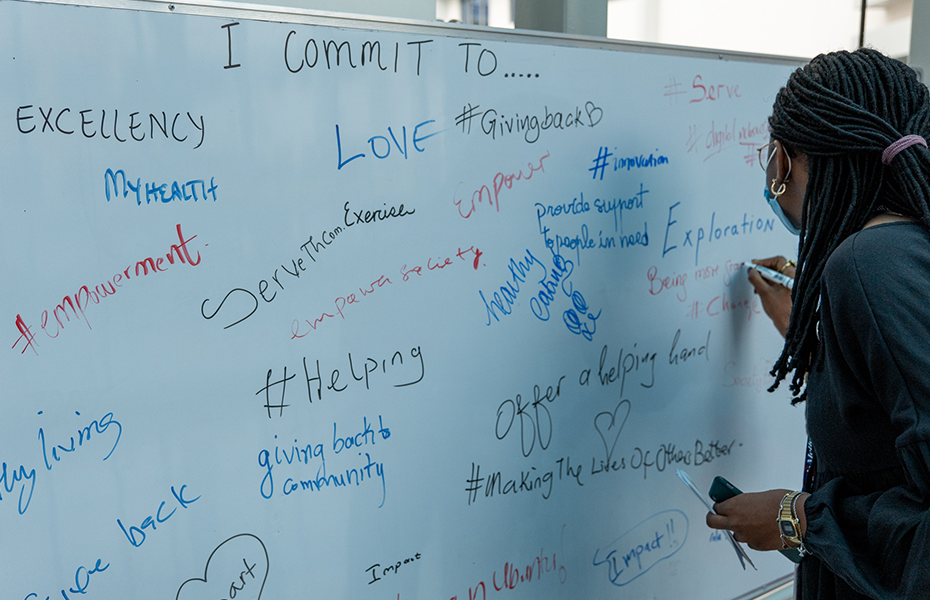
[
  {"xmin": 706, "ymin": 489, "xmax": 808, "ymax": 551},
  {"xmin": 748, "ymin": 256, "xmax": 795, "ymax": 338}
]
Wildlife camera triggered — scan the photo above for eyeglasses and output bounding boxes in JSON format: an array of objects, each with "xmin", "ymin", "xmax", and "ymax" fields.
[{"xmin": 758, "ymin": 142, "xmax": 777, "ymax": 171}]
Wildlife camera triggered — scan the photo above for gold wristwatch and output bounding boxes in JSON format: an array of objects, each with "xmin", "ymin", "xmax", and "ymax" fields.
[{"xmin": 778, "ymin": 491, "xmax": 803, "ymax": 548}]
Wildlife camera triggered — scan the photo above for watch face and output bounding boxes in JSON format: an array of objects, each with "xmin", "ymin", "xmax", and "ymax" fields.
[{"xmin": 780, "ymin": 520, "xmax": 797, "ymax": 536}]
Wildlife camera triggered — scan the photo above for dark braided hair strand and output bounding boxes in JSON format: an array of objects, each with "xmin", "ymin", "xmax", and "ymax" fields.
[{"xmin": 768, "ymin": 49, "xmax": 930, "ymax": 402}]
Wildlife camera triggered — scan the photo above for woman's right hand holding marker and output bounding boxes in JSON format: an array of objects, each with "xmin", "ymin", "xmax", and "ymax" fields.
[{"xmin": 747, "ymin": 256, "xmax": 795, "ymax": 338}]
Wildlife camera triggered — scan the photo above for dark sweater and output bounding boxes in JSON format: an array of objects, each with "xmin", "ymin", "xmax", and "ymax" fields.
[{"xmin": 802, "ymin": 222, "xmax": 930, "ymax": 599}]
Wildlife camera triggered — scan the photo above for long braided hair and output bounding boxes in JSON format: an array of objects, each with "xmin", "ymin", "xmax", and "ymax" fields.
[{"xmin": 769, "ymin": 49, "xmax": 930, "ymax": 402}]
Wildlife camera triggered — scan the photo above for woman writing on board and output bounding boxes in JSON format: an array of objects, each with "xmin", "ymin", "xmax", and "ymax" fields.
[{"xmin": 707, "ymin": 49, "xmax": 930, "ymax": 599}]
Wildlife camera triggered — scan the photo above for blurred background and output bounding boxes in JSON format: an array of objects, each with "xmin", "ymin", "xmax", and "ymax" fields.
[
  {"xmin": 436, "ymin": 0, "xmax": 912, "ymax": 60},
  {"xmin": 227, "ymin": 0, "xmax": 921, "ymax": 66}
]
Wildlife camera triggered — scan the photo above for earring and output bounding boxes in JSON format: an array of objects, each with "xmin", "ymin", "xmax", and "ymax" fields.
[{"xmin": 771, "ymin": 179, "xmax": 787, "ymax": 197}]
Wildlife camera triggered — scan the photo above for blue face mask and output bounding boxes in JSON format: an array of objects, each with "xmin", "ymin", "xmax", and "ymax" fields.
[{"xmin": 764, "ymin": 187, "xmax": 800, "ymax": 236}]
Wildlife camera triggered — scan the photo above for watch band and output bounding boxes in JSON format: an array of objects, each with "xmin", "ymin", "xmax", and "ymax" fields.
[{"xmin": 778, "ymin": 491, "xmax": 803, "ymax": 548}]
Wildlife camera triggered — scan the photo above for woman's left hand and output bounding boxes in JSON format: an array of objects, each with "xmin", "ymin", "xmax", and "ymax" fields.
[{"xmin": 705, "ymin": 489, "xmax": 795, "ymax": 551}]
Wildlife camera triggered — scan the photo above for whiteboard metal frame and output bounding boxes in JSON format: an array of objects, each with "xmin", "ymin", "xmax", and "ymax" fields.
[
  {"xmin": 734, "ymin": 574, "xmax": 795, "ymax": 600},
  {"xmin": 5, "ymin": 1, "xmax": 804, "ymax": 597},
  {"xmin": 14, "ymin": 0, "xmax": 807, "ymax": 67}
]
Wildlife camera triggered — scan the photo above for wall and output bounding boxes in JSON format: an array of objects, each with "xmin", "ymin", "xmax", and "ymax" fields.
[{"xmin": 226, "ymin": 0, "xmax": 437, "ymax": 21}]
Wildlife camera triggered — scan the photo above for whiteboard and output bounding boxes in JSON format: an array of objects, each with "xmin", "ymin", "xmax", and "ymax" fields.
[{"xmin": 0, "ymin": 1, "xmax": 806, "ymax": 598}]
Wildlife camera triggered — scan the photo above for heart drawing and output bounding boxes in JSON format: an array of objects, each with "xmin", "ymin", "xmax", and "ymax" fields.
[
  {"xmin": 585, "ymin": 101, "xmax": 604, "ymax": 127},
  {"xmin": 594, "ymin": 400, "xmax": 631, "ymax": 464},
  {"xmin": 176, "ymin": 533, "xmax": 269, "ymax": 600}
]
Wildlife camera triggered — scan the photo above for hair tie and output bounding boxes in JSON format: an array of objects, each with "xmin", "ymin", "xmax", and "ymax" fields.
[{"xmin": 882, "ymin": 134, "xmax": 928, "ymax": 165}]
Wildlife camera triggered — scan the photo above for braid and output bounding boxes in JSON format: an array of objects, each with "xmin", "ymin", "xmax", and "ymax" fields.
[{"xmin": 768, "ymin": 49, "xmax": 930, "ymax": 402}]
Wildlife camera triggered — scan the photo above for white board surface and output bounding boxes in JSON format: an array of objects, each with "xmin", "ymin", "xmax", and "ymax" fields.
[{"xmin": 0, "ymin": 2, "xmax": 806, "ymax": 598}]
